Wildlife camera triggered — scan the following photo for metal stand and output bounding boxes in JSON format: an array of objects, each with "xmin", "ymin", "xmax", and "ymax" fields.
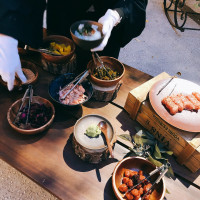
[{"xmin": 164, "ymin": 0, "xmax": 200, "ymax": 31}]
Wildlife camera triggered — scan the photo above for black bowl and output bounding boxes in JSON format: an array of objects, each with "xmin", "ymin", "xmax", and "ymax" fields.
[
  {"xmin": 49, "ymin": 73, "xmax": 93, "ymax": 107},
  {"xmin": 70, "ymin": 20, "xmax": 105, "ymax": 50}
]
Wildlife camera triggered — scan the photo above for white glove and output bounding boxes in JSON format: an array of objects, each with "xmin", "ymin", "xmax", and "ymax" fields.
[
  {"xmin": 0, "ymin": 34, "xmax": 26, "ymax": 91},
  {"xmin": 91, "ymin": 9, "xmax": 121, "ymax": 52}
]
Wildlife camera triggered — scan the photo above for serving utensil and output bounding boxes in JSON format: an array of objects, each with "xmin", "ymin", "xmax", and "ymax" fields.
[
  {"xmin": 98, "ymin": 121, "xmax": 114, "ymax": 158},
  {"xmin": 25, "ymin": 85, "xmax": 33, "ymax": 126},
  {"xmin": 141, "ymin": 163, "xmax": 170, "ymax": 200},
  {"xmin": 92, "ymin": 52, "xmax": 113, "ymax": 80},
  {"xmin": 157, "ymin": 72, "xmax": 181, "ymax": 95},
  {"xmin": 60, "ymin": 70, "xmax": 89, "ymax": 100},
  {"xmin": 24, "ymin": 45, "xmax": 62, "ymax": 56},
  {"xmin": 13, "ymin": 85, "xmax": 33, "ymax": 126},
  {"xmin": 124, "ymin": 163, "xmax": 170, "ymax": 199}
]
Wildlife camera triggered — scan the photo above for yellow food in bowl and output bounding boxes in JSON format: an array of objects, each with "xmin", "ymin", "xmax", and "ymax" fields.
[{"xmin": 50, "ymin": 42, "xmax": 71, "ymax": 56}]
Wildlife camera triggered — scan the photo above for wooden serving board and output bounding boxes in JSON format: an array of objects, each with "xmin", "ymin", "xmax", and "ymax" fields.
[
  {"xmin": 124, "ymin": 72, "xmax": 200, "ymax": 173},
  {"xmin": 1, "ymin": 53, "xmax": 200, "ymax": 200}
]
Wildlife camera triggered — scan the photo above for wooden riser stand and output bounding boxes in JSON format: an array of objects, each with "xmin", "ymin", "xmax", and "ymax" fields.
[{"xmin": 124, "ymin": 72, "xmax": 200, "ymax": 173}]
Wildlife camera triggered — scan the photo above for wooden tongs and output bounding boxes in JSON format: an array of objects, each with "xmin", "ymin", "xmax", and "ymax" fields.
[
  {"xmin": 124, "ymin": 163, "xmax": 170, "ymax": 199},
  {"xmin": 60, "ymin": 70, "xmax": 89, "ymax": 100},
  {"xmin": 13, "ymin": 85, "xmax": 33, "ymax": 126},
  {"xmin": 92, "ymin": 52, "xmax": 113, "ymax": 80}
]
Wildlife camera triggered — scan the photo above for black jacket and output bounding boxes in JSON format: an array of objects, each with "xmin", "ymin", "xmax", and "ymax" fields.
[
  {"xmin": 0, "ymin": 0, "xmax": 147, "ymax": 48},
  {"xmin": 47, "ymin": 0, "xmax": 148, "ymax": 48},
  {"xmin": 0, "ymin": 0, "xmax": 46, "ymax": 48}
]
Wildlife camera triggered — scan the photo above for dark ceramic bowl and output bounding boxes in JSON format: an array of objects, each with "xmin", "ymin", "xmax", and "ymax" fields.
[
  {"xmin": 41, "ymin": 35, "xmax": 76, "ymax": 64},
  {"xmin": 49, "ymin": 73, "xmax": 93, "ymax": 107},
  {"xmin": 112, "ymin": 157, "xmax": 166, "ymax": 200},
  {"xmin": 70, "ymin": 20, "xmax": 105, "ymax": 50},
  {"xmin": 87, "ymin": 56, "xmax": 125, "ymax": 87}
]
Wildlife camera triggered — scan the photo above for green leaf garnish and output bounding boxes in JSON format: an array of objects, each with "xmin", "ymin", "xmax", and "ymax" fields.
[{"xmin": 118, "ymin": 134, "xmax": 132, "ymax": 142}]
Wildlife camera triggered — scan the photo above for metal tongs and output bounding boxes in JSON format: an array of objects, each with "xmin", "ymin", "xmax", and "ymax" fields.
[
  {"xmin": 157, "ymin": 72, "xmax": 181, "ymax": 95},
  {"xmin": 124, "ymin": 163, "xmax": 170, "ymax": 199},
  {"xmin": 60, "ymin": 70, "xmax": 89, "ymax": 100},
  {"xmin": 24, "ymin": 45, "xmax": 62, "ymax": 56},
  {"xmin": 13, "ymin": 85, "xmax": 33, "ymax": 126},
  {"xmin": 92, "ymin": 52, "xmax": 113, "ymax": 80}
]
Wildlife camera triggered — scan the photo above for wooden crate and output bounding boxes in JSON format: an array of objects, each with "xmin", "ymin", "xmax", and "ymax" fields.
[{"xmin": 124, "ymin": 72, "xmax": 200, "ymax": 173}]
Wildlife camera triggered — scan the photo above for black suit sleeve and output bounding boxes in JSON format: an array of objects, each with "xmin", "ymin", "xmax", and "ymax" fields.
[
  {"xmin": 0, "ymin": 0, "xmax": 46, "ymax": 48},
  {"xmin": 113, "ymin": 0, "xmax": 148, "ymax": 47}
]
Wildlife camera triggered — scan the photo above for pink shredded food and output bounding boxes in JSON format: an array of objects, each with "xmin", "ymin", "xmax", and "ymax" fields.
[
  {"xmin": 162, "ymin": 92, "xmax": 200, "ymax": 115},
  {"xmin": 59, "ymin": 83, "xmax": 87, "ymax": 105}
]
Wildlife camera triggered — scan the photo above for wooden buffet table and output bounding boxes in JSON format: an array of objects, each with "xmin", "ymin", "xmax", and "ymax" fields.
[{"xmin": 0, "ymin": 54, "xmax": 200, "ymax": 200}]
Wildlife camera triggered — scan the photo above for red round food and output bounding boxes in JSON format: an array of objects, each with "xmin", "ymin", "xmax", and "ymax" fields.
[
  {"xmin": 125, "ymin": 192, "xmax": 134, "ymax": 200},
  {"xmin": 123, "ymin": 177, "xmax": 130, "ymax": 184},
  {"xmin": 118, "ymin": 184, "xmax": 128, "ymax": 193},
  {"xmin": 127, "ymin": 179, "xmax": 133, "ymax": 187},
  {"xmin": 124, "ymin": 169, "xmax": 131, "ymax": 178},
  {"xmin": 131, "ymin": 189, "xmax": 139, "ymax": 197}
]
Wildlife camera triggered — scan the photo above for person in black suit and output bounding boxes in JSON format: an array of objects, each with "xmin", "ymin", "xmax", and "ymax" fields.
[{"xmin": 0, "ymin": 0, "xmax": 148, "ymax": 90}]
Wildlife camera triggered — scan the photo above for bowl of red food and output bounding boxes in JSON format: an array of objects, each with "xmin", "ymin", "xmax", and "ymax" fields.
[
  {"xmin": 7, "ymin": 96, "xmax": 55, "ymax": 135},
  {"xmin": 48, "ymin": 73, "xmax": 93, "ymax": 107},
  {"xmin": 70, "ymin": 20, "xmax": 105, "ymax": 50},
  {"xmin": 112, "ymin": 157, "xmax": 166, "ymax": 200}
]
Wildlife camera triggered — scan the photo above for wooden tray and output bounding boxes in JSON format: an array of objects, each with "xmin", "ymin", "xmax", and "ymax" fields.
[{"xmin": 124, "ymin": 72, "xmax": 200, "ymax": 173}]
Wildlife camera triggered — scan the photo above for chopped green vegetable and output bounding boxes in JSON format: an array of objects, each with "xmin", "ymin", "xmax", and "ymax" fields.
[
  {"xmin": 93, "ymin": 66, "xmax": 120, "ymax": 80},
  {"xmin": 85, "ymin": 124, "xmax": 101, "ymax": 137}
]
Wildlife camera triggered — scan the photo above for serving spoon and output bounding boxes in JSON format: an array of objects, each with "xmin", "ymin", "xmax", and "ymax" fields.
[{"xmin": 98, "ymin": 121, "xmax": 114, "ymax": 158}]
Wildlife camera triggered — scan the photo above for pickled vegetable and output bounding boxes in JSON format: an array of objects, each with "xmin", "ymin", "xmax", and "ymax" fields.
[
  {"xmin": 48, "ymin": 42, "xmax": 71, "ymax": 56},
  {"xmin": 92, "ymin": 66, "xmax": 120, "ymax": 80}
]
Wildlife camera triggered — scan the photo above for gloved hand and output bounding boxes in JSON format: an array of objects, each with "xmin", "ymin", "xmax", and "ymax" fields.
[
  {"xmin": 91, "ymin": 9, "xmax": 121, "ymax": 52},
  {"xmin": 0, "ymin": 34, "xmax": 27, "ymax": 91}
]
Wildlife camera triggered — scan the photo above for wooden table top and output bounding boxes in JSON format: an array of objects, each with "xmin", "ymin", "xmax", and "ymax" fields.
[{"xmin": 0, "ymin": 54, "xmax": 200, "ymax": 200}]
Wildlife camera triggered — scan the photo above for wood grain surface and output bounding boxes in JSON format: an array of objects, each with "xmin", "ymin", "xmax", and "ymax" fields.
[{"xmin": 0, "ymin": 56, "xmax": 200, "ymax": 200}]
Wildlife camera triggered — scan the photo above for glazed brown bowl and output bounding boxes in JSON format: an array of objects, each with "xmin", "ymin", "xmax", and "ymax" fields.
[
  {"xmin": 0, "ymin": 60, "xmax": 39, "ymax": 89},
  {"xmin": 70, "ymin": 20, "xmax": 105, "ymax": 50},
  {"xmin": 112, "ymin": 157, "xmax": 166, "ymax": 200},
  {"xmin": 87, "ymin": 56, "xmax": 125, "ymax": 87},
  {"xmin": 7, "ymin": 96, "xmax": 55, "ymax": 135},
  {"xmin": 41, "ymin": 35, "xmax": 76, "ymax": 64}
]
